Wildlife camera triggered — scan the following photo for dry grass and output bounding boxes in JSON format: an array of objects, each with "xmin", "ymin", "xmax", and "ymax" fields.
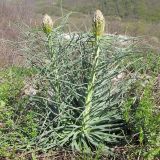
[
  {"xmin": 0, "ymin": 0, "xmax": 40, "ymax": 67},
  {"xmin": 0, "ymin": 0, "xmax": 160, "ymax": 67}
]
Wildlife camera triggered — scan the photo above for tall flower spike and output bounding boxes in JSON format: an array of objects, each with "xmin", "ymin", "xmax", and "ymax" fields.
[
  {"xmin": 92, "ymin": 10, "xmax": 105, "ymax": 37},
  {"xmin": 42, "ymin": 14, "xmax": 53, "ymax": 35}
]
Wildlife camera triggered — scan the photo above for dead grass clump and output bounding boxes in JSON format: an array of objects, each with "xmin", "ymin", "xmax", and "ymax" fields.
[{"xmin": 0, "ymin": 0, "xmax": 39, "ymax": 67}]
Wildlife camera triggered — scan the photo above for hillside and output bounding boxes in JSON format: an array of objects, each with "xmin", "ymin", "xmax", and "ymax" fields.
[
  {"xmin": 35, "ymin": 0, "xmax": 160, "ymax": 38},
  {"xmin": 60, "ymin": 0, "xmax": 160, "ymax": 21}
]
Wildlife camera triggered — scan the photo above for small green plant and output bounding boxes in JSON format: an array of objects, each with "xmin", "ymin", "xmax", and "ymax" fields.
[{"xmin": 0, "ymin": 66, "xmax": 34, "ymax": 102}]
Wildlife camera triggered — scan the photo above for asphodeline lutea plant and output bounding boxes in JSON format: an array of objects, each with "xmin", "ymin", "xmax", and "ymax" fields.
[
  {"xmin": 27, "ymin": 9, "xmax": 134, "ymax": 154},
  {"xmin": 42, "ymin": 14, "xmax": 53, "ymax": 35},
  {"xmin": 83, "ymin": 10, "xmax": 105, "ymax": 130},
  {"xmin": 42, "ymin": 14, "xmax": 61, "ymax": 103}
]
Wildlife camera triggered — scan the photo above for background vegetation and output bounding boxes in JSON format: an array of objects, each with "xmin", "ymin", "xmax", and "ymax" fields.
[{"xmin": 1, "ymin": 0, "xmax": 160, "ymax": 67}]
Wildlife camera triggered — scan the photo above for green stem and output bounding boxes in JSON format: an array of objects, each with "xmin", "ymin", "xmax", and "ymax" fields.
[
  {"xmin": 47, "ymin": 34, "xmax": 61, "ymax": 104},
  {"xmin": 83, "ymin": 37, "xmax": 100, "ymax": 130}
]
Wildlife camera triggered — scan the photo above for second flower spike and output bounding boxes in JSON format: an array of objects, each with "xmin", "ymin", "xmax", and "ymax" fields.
[
  {"xmin": 42, "ymin": 14, "xmax": 53, "ymax": 35},
  {"xmin": 92, "ymin": 10, "xmax": 105, "ymax": 37}
]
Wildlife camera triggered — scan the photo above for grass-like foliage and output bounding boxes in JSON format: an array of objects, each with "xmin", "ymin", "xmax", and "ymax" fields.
[{"xmin": 21, "ymin": 12, "xmax": 139, "ymax": 155}]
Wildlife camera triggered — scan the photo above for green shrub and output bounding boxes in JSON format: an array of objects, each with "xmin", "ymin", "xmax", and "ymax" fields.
[
  {"xmin": 0, "ymin": 67, "xmax": 37, "ymax": 158},
  {"xmin": 123, "ymin": 79, "xmax": 160, "ymax": 159}
]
